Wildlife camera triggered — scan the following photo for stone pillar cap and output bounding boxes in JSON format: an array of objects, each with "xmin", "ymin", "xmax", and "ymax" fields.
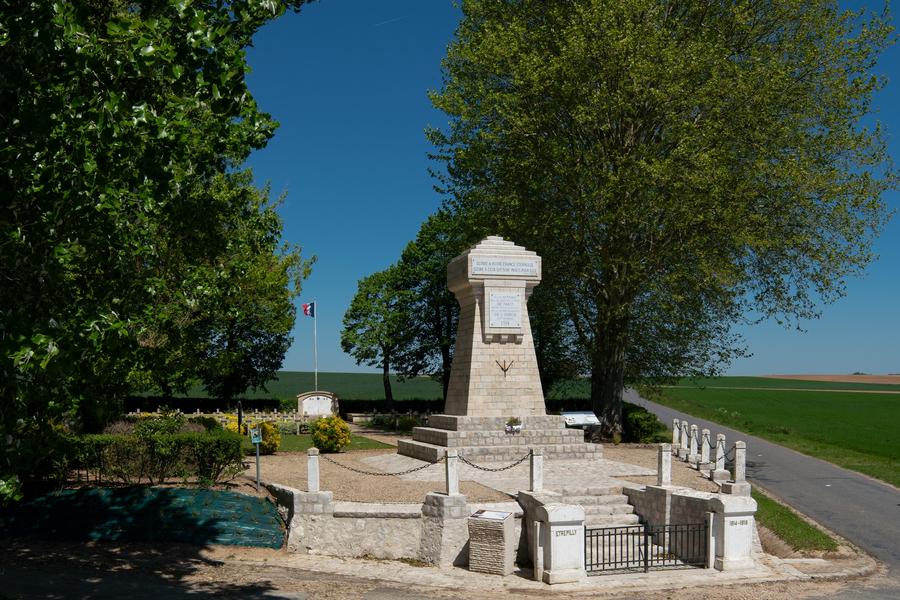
[
  {"xmin": 448, "ymin": 236, "xmax": 542, "ymax": 290},
  {"xmin": 537, "ymin": 504, "xmax": 585, "ymax": 522}
]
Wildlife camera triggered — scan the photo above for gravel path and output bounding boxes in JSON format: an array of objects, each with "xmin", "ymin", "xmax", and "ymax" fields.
[{"xmin": 247, "ymin": 431, "xmax": 715, "ymax": 502}]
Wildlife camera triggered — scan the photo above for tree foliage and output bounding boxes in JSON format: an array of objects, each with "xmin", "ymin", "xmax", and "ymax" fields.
[
  {"xmin": 341, "ymin": 266, "xmax": 417, "ymax": 409},
  {"xmin": 429, "ymin": 0, "xmax": 895, "ymax": 434},
  {"xmin": 0, "ymin": 1, "xmax": 313, "ymax": 496},
  {"xmin": 394, "ymin": 211, "xmax": 470, "ymax": 400}
]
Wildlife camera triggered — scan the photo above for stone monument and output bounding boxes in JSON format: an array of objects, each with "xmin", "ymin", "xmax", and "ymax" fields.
[{"xmin": 398, "ymin": 236, "xmax": 603, "ymax": 462}]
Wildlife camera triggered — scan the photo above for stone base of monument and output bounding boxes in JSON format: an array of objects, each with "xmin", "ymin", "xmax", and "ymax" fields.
[{"xmin": 397, "ymin": 415, "xmax": 604, "ymax": 463}]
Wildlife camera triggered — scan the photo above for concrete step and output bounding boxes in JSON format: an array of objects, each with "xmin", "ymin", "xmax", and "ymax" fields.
[
  {"xmin": 585, "ymin": 513, "xmax": 640, "ymax": 527},
  {"xmin": 397, "ymin": 438, "xmax": 604, "ymax": 463},
  {"xmin": 561, "ymin": 494, "xmax": 630, "ymax": 506},
  {"xmin": 555, "ymin": 485, "xmax": 623, "ymax": 496},
  {"xmin": 582, "ymin": 503, "xmax": 634, "ymax": 516},
  {"xmin": 411, "ymin": 426, "xmax": 584, "ymax": 447}
]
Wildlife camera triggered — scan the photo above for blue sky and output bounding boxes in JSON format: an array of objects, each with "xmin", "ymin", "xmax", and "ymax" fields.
[{"xmin": 245, "ymin": 0, "xmax": 899, "ymax": 377}]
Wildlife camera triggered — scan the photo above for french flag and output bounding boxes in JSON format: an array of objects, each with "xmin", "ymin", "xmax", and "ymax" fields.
[{"xmin": 302, "ymin": 302, "xmax": 316, "ymax": 318}]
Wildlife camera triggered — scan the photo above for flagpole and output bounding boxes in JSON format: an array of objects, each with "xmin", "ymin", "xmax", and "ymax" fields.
[{"xmin": 313, "ymin": 298, "xmax": 318, "ymax": 392}]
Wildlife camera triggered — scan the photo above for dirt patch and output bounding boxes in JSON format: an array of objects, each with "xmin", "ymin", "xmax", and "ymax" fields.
[{"xmin": 766, "ymin": 373, "xmax": 900, "ymax": 385}]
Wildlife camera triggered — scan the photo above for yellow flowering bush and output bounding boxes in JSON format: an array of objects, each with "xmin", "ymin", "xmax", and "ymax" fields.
[
  {"xmin": 310, "ymin": 416, "xmax": 351, "ymax": 453},
  {"xmin": 258, "ymin": 421, "xmax": 280, "ymax": 455}
]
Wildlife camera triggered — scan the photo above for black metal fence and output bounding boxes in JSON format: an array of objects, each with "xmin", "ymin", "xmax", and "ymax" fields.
[{"xmin": 585, "ymin": 522, "xmax": 708, "ymax": 574}]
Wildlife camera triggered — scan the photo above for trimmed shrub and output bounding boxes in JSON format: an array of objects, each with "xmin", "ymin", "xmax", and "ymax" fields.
[
  {"xmin": 622, "ymin": 402, "xmax": 670, "ymax": 443},
  {"xmin": 70, "ymin": 431, "xmax": 243, "ymax": 486},
  {"xmin": 258, "ymin": 421, "xmax": 280, "ymax": 455},
  {"xmin": 310, "ymin": 416, "xmax": 351, "ymax": 453},
  {"xmin": 133, "ymin": 411, "xmax": 186, "ymax": 437}
]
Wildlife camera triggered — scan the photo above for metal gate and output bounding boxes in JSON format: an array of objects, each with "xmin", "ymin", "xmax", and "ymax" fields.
[{"xmin": 585, "ymin": 522, "xmax": 708, "ymax": 574}]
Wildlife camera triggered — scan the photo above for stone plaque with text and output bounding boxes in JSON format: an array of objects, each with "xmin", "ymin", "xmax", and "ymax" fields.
[
  {"xmin": 472, "ymin": 257, "xmax": 539, "ymax": 277},
  {"xmin": 489, "ymin": 290, "xmax": 522, "ymax": 329}
]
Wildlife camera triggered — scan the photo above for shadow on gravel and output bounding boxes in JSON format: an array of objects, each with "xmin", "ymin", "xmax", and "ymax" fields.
[
  {"xmin": 0, "ymin": 487, "xmax": 288, "ymax": 599},
  {"xmin": 0, "ymin": 538, "xmax": 285, "ymax": 599}
]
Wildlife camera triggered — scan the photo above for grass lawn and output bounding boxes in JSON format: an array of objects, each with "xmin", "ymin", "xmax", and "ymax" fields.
[
  {"xmin": 243, "ymin": 433, "xmax": 392, "ymax": 454},
  {"xmin": 668, "ymin": 376, "xmax": 900, "ymax": 392},
  {"xmin": 653, "ymin": 386, "xmax": 900, "ymax": 487},
  {"xmin": 752, "ymin": 488, "xmax": 838, "ymax": 552}
]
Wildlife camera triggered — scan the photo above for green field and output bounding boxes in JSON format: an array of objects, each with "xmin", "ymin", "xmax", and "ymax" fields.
[
  {"xmin": 188, "ymin": 371, "xmax": 445, "ymax": 401},
  {"xmin": 668, "ymin": 376, "xmax": 900, "ymax": 392},
  {"xmin": 174, "ymin": 371, "xmax": 900, "ymax": 403},
  {"xmin": 653, "ymin": 384, "xmax": 900, "ymax": 488}
]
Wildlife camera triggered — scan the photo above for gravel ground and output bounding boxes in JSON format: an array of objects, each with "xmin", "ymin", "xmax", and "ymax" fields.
[
  {"xmin": 248, "ymin": 435, "xmax": 718, "ymax": 503},
  {"xmin": 247, "ymin": 448, "xmax": 511, "ymax": 502},
  {"xmin": 602, "ymin": 443, "xmax": 720, "ymax": 492},
  {"xmin": 0, "ymin": 539, "xmax": 868, "ymax": 600}
]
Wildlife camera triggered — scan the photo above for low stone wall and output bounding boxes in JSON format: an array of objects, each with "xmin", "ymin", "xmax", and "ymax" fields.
[
  {"xmin": 295, "ymin": 508, "xmax": 422, "ymax": 559},
  {"xmin": 265, "ymin": 482, "xmax": 523, "ymax": 567},
  {"xmin": 624, "ymin": 485, "xmax": 670, "ymax": 526},
  {"xmin": 624, "ymin": 484, "xmax": 758, "ymax": 571},
  {"xmin": 670, "ymin": 489, "xmax": 715, "ymax": 525}
]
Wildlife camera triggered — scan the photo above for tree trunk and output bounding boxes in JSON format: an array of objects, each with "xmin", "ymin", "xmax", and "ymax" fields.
[
  {"xmin": 591, "ymin": 325, "xmax": 627, "ymax": 438},
  {"xmin": 382, "ymin": 348, "xmax": 394, "ymax": 412}
]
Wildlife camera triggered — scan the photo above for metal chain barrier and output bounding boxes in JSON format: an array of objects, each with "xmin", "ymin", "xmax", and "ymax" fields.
[
  {"xmin": 458, "ymin": 450, "xmax": 532, "ymax": 472},
  {"xmin": 320, "ymin": 454, "xmax": 444, "ymax": 477},
  {"xmin": 724, "ymin": 444, "xmax": 738, "ymax": 461}
]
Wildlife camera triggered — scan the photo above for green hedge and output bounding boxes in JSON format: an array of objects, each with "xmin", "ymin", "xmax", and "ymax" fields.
[
  {"xmin": 71, "ymin": 431, "xmax": 244, "ymax": 486},
  {"xmin": 622, "ymin": 403, "xmax": 670, "ymax": 443}
]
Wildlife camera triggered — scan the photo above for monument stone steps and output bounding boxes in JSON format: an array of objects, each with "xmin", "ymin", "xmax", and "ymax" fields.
[
  {"xmin": 526, "ymin": 487, "xmax": 639, "ymax": 527},
  {"xmin": 581, "ymin": 503, "xmax": 635, "ymax": 516},
  {"xmin": 584, "ymin": 513, "xmax": 641, "ymax": 527},
  {"xmin": 397, "ymin": 438, "xmax": 603, "ymax": 463},
  {"xmin": 410, "ymin": 425, "xmax": 585, "ymax": 447},
  {"xmin": 556, "ymin": 485, "xmax": 623, "ymax": 496},
  {"xmin": 561, "ymin": 493, "xmax": 631, "ymax": 506}
]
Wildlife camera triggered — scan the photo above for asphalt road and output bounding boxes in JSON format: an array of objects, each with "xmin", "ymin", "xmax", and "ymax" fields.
[{"xmin": 626, "ymin": 389, "xmax": 900, "ymax": 598}]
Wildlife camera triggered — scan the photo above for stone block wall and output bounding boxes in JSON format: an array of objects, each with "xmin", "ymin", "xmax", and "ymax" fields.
[
  {"xmin": 265, "ymin": 482, "xmax": 525, "ymax": 567},
  {"xmin": 624, "ymin": 486, "xmax": 670, "ymax": 527}
]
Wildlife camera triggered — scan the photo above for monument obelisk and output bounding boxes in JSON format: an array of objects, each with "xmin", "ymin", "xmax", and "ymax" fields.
[{"xmin": 398, "ymin": 236, "xmax": 602, "ymax": 462}]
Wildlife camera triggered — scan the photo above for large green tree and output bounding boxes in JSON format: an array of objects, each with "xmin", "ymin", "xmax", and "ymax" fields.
[
  {"xmin": 430, "ymin": 0, "xmax": 895, "ymax": 434},
  {"xmin": 197, "ymin": 174, "xmax": 313, "ymax": 405},
  {"xmin": 341, "ymin": 267, "xmax": 417, "ymax": 410},
  {"xmin": 394, "ymin": 211, "xmax": 469, "ymax": 400},
  {"xmin": 0, "ymin": 0, "xmax": 312, "ymax": 495}
]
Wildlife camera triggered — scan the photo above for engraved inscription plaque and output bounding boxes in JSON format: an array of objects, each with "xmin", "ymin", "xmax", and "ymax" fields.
[
  {"xmin": 472, "ymin": 257, "xmax": 538, "ymax": 277},
  {"xmin": 489, "ymin": 290, "xmax": 522, "ymax": 328}
]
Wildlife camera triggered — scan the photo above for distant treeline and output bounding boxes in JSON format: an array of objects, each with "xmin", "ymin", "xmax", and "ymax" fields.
[{"xmin": 125, "ymin": 395, "xmax": 596, "ymax": 416}]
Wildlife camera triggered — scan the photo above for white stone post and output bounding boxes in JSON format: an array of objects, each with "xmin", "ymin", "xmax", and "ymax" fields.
[
  {"xmin": 672, "ymin": 418, "xmax": 681, "ymax": 448},
  {"xmin": 700, "ymin": 428, "xmax": 711, "ymax": 467},
  {"xmin": 722, "ymin": 441, "xmax": 751, "ymax": 496},
  {"xmin": 530, "ymin": 448, "xmax": 543, "ymax": 492},
  {"xmin": 657, "ymin": 443, "xmax": 672, "ymax": 486},
  {"xmin": 679, "ymin": 421, "xmax": 690, "ymax": 459},
  {"xmin": 688, "ymin": 424, "xmax": 700, "ymax": 465},
  {"xmin": 711, "ymin": 434, "xmax": 730, "ymax": 482},
  {"xmin": 307, "ymin": 447, "xmax": 320, "ymax": 493},
  {"xmin": 734, "ymin": 441, "xmax": 746, "ymax": 482},
  {"xmin": 710, "ymin": 495, "xmax": 757, "ymax": 570},
  {"xmin": 536, "ymin": 504, "xmax": 586, "ymax": 584},
  {"xmin": 446, "ymin": 448, "xmax": 460, "ymax": 496},
  {"xmin": 532, "ymin": 520, "xmax": 544, "ymax": 582}
]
